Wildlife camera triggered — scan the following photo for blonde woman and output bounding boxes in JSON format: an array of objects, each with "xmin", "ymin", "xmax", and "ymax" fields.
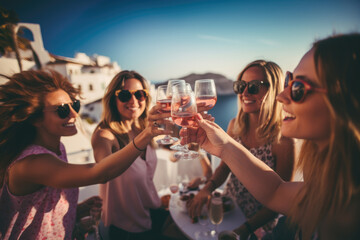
[
  {"xmin": 183, "ymin": 33, "xmax": 360, "ymax": 239},
  {"xmin": 91, "ymin": 70, "xmax": 168, "ymax": 240},
  {"xmin": 188, "ymin": 60, "xmax": 295, "ymax": 240}
]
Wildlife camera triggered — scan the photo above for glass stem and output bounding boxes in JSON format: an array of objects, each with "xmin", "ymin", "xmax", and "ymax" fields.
[
  {"xmin": 164, "ymin": 117, "xmax": 171, "ymax": 139},
  {"xmin": 183, "ymin": 127, "xmax": 189, "ymax": 153}
]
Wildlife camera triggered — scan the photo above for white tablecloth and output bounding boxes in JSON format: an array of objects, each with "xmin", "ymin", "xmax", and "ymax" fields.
[
  {"xmin": 154, "ymin": 148, "xmax": 205, "ymax": 192},
  {"xmin": 169, "ymin": 192, "xmax": 246, "ymax": 240}
]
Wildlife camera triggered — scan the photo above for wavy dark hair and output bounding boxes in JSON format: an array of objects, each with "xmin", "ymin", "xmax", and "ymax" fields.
[{"xmin": 0, "ymin": 69, "xmax": 80, "ymax": 186}]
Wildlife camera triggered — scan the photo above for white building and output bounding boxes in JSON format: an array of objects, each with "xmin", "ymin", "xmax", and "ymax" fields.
[
  {"xmin": 46, "ymin": 52, "xmax": 121, "ymax": 104},
  {"xmin": 0, "ymin": 22, "xmax": 122, "ymax": 164},
  {"xmin": 0, "ymin": 22, "xmax": 121, "ymax": 104}
]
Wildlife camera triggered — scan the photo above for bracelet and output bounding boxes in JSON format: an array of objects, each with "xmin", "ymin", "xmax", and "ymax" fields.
[
  {"xmin": 244, "ymin": 221, "xmax": 253, "ymax": 234},
  {"xmin": 133, "ymin": 138, "xmax": 146, "ymax": 151}
]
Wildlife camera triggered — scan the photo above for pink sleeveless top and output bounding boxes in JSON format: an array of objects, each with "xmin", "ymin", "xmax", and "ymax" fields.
[
  {"xmin": 100, "ymin": 145, "xmax": 161, "ymax": 232},
  {"xmin": 0, "ymin": 144, "xmax": 79, "ymax": 240}
]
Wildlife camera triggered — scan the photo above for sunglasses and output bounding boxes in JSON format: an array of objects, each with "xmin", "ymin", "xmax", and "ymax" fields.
[
  {"xmin": 285, "ymin": 71, "xmax": 327, "ymax": 103},
  {"xmin": 115, "ymin": 89, "xmax": 149, "ymax": 102},
  {"xmin": 233, "ymin": 80, "xmax": 269, "ymax": 95},
  {"xmin": 43, "ymin": 100, "xmax": 81, "ymax": 119}
]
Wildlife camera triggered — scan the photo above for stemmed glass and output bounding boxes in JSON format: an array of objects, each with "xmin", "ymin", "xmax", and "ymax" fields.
[
  {"xmin": 171, "ymin": 82, "xmax": 199, "ymax": 160},
  {"xmin": 209, "ymin": 196, "xmax": 223, "ymax": 238},
  {"xmin": 169, "ymin": 175, "xmax": 182, "ymax": 208},
  {"xmin": 90, "ymin": 207, "xmax": 101, "ymax": 240},
  {"xmin": 195, "ymin": 79, "xmax": 217, "ymax": 114},
  {"xmin": 195, "ymin": 205, "xmax": 210, "ymax": 239},
  {"xmin": 155, "ymin": 85, "xmax": 178, "ymax": 145}
]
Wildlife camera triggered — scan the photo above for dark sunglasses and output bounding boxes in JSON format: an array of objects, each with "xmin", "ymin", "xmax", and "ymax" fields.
[
  {"xmin": 43, "ymin": 100, "xmax": 81, "ymax": 119},
  {"xmin": 285, "ymin": 71, "xmax": 327, "ymax": 103},
  {"xmin": 115, "ymin": 89, "xmax": 149, "ymax": 102},
  {"xmin": 233, "ymin": 80, "xmax": 269, "ymax": 95}
]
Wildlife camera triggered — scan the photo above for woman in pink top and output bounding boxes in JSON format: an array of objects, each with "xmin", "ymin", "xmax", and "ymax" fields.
[
  {"xmin": 0, "ymin": 70, "xmax": 168, "ymax": 239},
  {"xmin": 91, "ymin": 70, "xmax": 169, "ymax": 240}
]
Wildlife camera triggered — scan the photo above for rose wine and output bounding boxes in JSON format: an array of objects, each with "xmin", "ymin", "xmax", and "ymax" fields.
[
  {"xmin": 196, "ymin": 96, "xmax": 217, "ymax": 109},
  {"xmin": 171, "ymin": 112, "xmax": 198, "ymax": 127},
  {"xmin": 169, "ymin": 184, "xmax": 179, "ymax": 193},
  {"xmin": 157, "ymin": 99, "xmax": 172, "ymax": 113},
  {"xmin": 209, "ymin": 197, "xmax": 223, "ymax": 225}
]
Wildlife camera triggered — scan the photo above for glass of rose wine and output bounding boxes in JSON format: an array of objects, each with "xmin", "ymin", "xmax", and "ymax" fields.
[
  {"xmin": 171, "ymin": 82, "xmax": 199, "ymax": 160},
  {"xmin": 156, "ymin": 85, "xmax": 178, "ymax": 145},
  {"xmin": 194, "ymin": 79, "xmax": 217, "ymax": 114},
  {"xmin": 209, "ymin": 196, "xmax": 223, "ymax": 238}
]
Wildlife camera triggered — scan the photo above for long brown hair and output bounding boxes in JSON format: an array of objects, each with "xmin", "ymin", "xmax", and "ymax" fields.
[
  {"xmin": 289, "ymin": 33, "xmax": 360, "ymax": 239},
  {"xmin": 96, "ymin": 70, "xmax": 151, "ymax": 148},
  {"xmin": 232, "ymin": 60, "xmax": 284, "ymax": 143},
  {"xmin": 0, "ymin": 69, "xmax": 80, "ymax": 186}
]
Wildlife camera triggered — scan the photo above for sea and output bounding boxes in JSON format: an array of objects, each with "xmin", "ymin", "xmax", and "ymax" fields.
[{"xmin": 206, "ymin": 94, "xmax": 238, "ymax": 131}]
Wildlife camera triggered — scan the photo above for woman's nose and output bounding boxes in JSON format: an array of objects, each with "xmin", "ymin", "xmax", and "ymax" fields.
[
  {"xmin": 69, "ymin": 105, "xmax": 79, "ymax": 118},
  {"xmin": 276, "ymin": 88, "xmax": 290, "ymax": 104}
]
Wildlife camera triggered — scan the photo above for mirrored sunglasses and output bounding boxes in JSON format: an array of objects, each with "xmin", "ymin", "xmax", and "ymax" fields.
[
  {"xmin": 285, "ymin": 71, "xmax": 327, "ymax": 103},
  {"xmin": 115, "ymin": 89, "xmax": 149, "ymax": 102},
  {"xmin": 43, "ymin": 100, "xmax": 81, "ymax": 119},
  {"xmin": 233, "ymin": 80, "xmax": 269, "ymax": 95}
]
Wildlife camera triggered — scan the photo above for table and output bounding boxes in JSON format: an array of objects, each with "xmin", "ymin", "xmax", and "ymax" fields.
[
  {"xmin": 169, "ymin": 192, "xmax": 246, "ymax": 240},
  {"xmin": 153, "ymin": 148, "xmax": 205, "ymax": 191}
]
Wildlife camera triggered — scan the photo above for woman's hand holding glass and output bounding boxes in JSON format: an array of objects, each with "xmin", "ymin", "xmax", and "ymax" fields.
[
  {"xmin": 155, "ymin": 85, "xmax": 179, "ymax": 145},
  {"xmin": 179, "ymin": 114, "xmax": 232, "ymax": 158},
  {"xmin": 147, "ymin": 104, "xmax": 173, "ymax": 137}
]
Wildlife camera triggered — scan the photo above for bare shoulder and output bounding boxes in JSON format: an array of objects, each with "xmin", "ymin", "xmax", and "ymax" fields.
[
  {"xmin": 10, "ymin": 153, "xmax": 63, "ymax": 186},
  {"xmin": 91, "ymin": 127, "xmax": 117, "ymax": 145}
]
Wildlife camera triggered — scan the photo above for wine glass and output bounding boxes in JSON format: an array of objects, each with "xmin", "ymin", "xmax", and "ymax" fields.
[
  {"xmin": 171, "ymin": 82, "xmax": 199, "ymax": 161},
  {"xmin": 209, "ymin": 196, "xmax": 223, "ymax": 238},
  {"xmin": 90, "ymin": 207, "xmax": 101, "ymax": 240},
  {"xmin": 195, "ymin": 205, "xmax": 210, "ymax": 239},
  {"xmin": 179, "ymin": 174, "xmax": 190, "ymax": 195},
  {"xmin": 169, "ymin": 175, "xmax": 181, "ymax": 208},
  {"xmin": 195, "ymin": 79, "xmax": 217, "ymax": 114},
  {"xmin": 170, "ymin": 82, "xmax": 193, "ymax": 152},
  {"xmin": 155, "ymin": 85, "xmax": 178, "ymax": 145}
]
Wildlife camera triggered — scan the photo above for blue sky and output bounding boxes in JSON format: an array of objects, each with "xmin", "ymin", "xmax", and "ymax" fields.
[{"xmin": 2, "ymin": 0, "xmax": 360, "ymax": 82}]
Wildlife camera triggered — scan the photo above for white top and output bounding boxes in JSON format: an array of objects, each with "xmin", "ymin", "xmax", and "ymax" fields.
[{"xmin": 100, "ymin": 145, "xmax": 161, "ymax": 232}]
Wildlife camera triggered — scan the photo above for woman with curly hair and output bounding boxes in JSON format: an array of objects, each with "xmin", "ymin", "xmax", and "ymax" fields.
[{"xmin": 0, "ymin": 69, "xmax": 166, "ymax": 239}]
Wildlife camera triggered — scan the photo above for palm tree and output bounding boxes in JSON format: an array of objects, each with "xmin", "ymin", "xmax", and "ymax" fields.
[{"xmin": 0, "ymin": 7, "xmax": 23, "ymax": 71}]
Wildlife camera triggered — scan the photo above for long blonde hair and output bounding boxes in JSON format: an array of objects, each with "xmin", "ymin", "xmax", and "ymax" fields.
[
  {"xmin": 232, "ymin": 60, "xmax": 284, "ymax": 143},
  {"xmin": 97, "ymin": 70, "xmax": 151, "ymax": 148},
  {"xmin": 289, "ymin": 34, "xmax": 360, "ymax": 239}
]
